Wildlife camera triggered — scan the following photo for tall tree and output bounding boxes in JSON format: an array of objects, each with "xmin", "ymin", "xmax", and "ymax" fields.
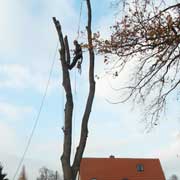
[
  {"xmin": 95, "ymin": 0, "xmax": 180, "ymax": 129},
  {"xmin": 53, "ymin": 0, "xmax": 95, "ymax": 180},
  {"xmin": 0, "ymin": 163, "xmax": 8, "ymax": 180}
]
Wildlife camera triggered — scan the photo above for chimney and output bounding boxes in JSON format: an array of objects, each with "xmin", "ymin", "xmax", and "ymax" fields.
[{"xmin": 109, "ymin": 155, "xmax": 115, "ymax": 158}]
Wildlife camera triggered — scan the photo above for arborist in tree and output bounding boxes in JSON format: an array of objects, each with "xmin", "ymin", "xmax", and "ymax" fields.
[{"xmin": 68, "ymin": 40, "xmax": 83, "ymax": 71}]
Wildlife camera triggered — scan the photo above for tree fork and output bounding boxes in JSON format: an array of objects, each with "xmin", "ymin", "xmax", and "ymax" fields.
[
  {"xmin": 72, "ymin": 0, "xmax": 95, "ymax": 177},
  {"xmin": 53, "ymin": 17, "xmax": 73, "ymax": 180},
  {"xmin": 53, "ymin": 0, "xmax": 95, "ymax": 180}
]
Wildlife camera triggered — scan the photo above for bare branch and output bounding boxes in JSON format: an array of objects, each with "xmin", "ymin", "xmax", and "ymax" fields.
[
  {"xmin": 95, "ymin": 1, "xmax": 180, "ymax": 128},
  {"xmin": 53, "ymin": 17, "xmax": 73, "ymax": 180}
]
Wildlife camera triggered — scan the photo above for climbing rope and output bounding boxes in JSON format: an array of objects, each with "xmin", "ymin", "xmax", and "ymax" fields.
[
  {"xmin": 12, "ymin": 43, "xmax": 58, "ymax": 180},
  {"xmin": 76, "ymin": 0, "xmax": 84, "ymax": 40},
  {"xmin": 71, "ymin": 0, "xmax": 84, "ymax": 157},
  {"xmin": 72, "ymin": 70, "xmax": 77, "ymax": 157}
]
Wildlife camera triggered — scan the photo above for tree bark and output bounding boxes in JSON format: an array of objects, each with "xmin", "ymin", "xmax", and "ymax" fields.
[
  {"xmin": 72, "ymin": 0, "xmax": 95, "ymax": 177},
  {"xmin": 53, "ymin": 17, "xmax": 73, "ymax": 180},
  {"xmin": 53, "ymin": 0, "xmax": 95, "ymax": 180}
]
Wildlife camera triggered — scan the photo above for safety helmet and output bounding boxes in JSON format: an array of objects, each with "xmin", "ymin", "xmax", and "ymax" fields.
[{"xmin": 73, "ymin": 40, "xmax": 78, "ymax": 44}]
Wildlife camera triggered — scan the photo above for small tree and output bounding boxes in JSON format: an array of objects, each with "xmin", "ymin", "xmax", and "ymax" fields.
[
  {"xmin": 169, "ymin": 174, "xmax": 179, "ymax": 180},
  {"xmin": 18, "ymin": 165, "xmax": 27, "ymax": 180},
  {"xmin": 96, "ymin": 0, "xmax": 180, "ymax": 129},
  {"xmin": 36, "ymin": 167, "xmax": 61, "ymax": 180},
  {"xmin": 53, "ymin": 0, "xmax": 95, "ymax": 180},
  {"xmin": 0, "ymin": 164, "xmax": 8, "ymax": 180}
]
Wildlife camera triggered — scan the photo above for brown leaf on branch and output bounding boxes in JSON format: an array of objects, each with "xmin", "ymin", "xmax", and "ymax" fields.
[{"xmin": 95, "ymin": 0, "xmax": 180, "ymax": 129}]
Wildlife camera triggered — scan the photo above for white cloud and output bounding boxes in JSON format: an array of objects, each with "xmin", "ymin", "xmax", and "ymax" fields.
[
  {"xmin": 93, "ymin": 13, "xmax": 139, "ymax": 100},
  {"xmin": 152, "ymin": 132, "xmax": 180, "ymax": 178},
  {"xmin": 0, "ymin": 0, "xmax": 77, "ymax": 95},
  {"xmin": 0, "ymin": 0, "xmax": 77, "ymax": 178},
  {"xmin": 0, "ymin": 63, "xmax": 59, "ymax": 93},
  {"xmin": 0, "ymin": 122, "xmax": 18, "ymax": 153},
  {"xmin": 85, "ymin": 135, "xmax": 128, "ymax": 157},
  {"xmin": 0, "ymin": 0, "xmax": 77, "ymax": 57},
  {"xmin": 0, "ymin": 64, "xmax": 31, "ymax": 89},
  {"xmin": 0, "ymin": 1, "xmax": 22, "ymax": 55},
  {"xmin": 171, "ymin": 131, "xmax": 180, "ymax": 140},
  {"xmin": 0, "ymin": 101, "xmax": 34, "ymax": 121}
]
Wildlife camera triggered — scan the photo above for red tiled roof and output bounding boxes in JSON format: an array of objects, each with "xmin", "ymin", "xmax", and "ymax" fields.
[{"xmin": 80, "ymin": 158, "xmax": 165, "ymax": 180}]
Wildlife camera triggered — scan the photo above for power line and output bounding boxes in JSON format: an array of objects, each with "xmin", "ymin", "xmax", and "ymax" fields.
[{"xmin": 12, "ymin": 43, "xmax": 58, "ymax": 180}]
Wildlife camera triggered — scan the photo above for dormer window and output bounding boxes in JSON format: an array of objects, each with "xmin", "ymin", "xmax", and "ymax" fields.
[{"xmin": 136, "ymin": 164, "xmax": 144, "ymax": 172}]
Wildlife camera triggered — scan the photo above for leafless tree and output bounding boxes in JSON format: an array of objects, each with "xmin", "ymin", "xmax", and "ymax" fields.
[
  {"xmin": 53, "ymin": 0, "xmax": 95, "ymax": 180},
  {"xmin": 36, "ymin": 167, "xmax": 61, "ymax": 180},
  {"xmin": 95, "ymin": 0, "xmax": 180, "ymax": 129},
  {"xmin": 169, "ymin": 174, "xmax": 179, "ymax": 180}
]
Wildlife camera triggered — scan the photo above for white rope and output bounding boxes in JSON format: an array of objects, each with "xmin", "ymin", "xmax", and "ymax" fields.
[{"xmin": 76, "ymin": 0, "xmax": 84, "ymax": 40}]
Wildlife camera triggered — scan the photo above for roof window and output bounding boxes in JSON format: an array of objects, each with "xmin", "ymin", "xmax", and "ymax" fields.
[
  {"xmin": 136, "ymin": 164, "xmax": 144, "ymax": 172},
  {"xmin": 91, "ymin": 178, "xmax": 96, "ymax": 180}
]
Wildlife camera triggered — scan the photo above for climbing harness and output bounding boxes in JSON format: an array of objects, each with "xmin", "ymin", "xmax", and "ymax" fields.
[{"xmin": 77, "ymin": 61, "xmax": 82, "ymax": 73}]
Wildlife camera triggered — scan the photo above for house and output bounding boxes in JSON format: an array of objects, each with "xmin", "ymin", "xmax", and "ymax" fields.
[{"xmin": 79, "ymin": 157, "xmax": 165, "ymax": 180}]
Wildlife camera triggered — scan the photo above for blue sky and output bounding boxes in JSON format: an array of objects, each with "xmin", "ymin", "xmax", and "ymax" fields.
[{"xmin": 0, "ymin": 0, "xmax": 180, "ymax": 179}]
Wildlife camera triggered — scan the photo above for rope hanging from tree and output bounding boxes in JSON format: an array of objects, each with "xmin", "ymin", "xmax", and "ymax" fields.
[
  {"xmin": 76, "ymin": 0, "xmax": 84, "ymax": 40},
  {"xmin": 72, "ymin": 0, "xmax": 84, "ymax": 156}
]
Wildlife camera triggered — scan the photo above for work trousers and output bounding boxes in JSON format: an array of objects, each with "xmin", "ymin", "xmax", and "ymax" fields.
[{"xmin": 69, "ymin": 54, "xmax": 82, "ymax": 70}]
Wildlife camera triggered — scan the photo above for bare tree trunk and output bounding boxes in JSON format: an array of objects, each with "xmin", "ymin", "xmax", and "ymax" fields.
[{"xmin": 53, "ymin": 0, "xmax": 95, "ymax": 180}]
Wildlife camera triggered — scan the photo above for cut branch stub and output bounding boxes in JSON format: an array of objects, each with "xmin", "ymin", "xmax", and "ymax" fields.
[
  {"xmin": 53, "ymin": 17, "xmax": 65, "ymax": 57},
  {"xmin": 64, "ymin": 36, "xmax": 71, "ymax": 64}
]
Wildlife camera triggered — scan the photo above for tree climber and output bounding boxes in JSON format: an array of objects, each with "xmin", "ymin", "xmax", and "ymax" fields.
[{"xmin": 68, "ymin": 40, "xmax": 83, "ymax": 70}]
